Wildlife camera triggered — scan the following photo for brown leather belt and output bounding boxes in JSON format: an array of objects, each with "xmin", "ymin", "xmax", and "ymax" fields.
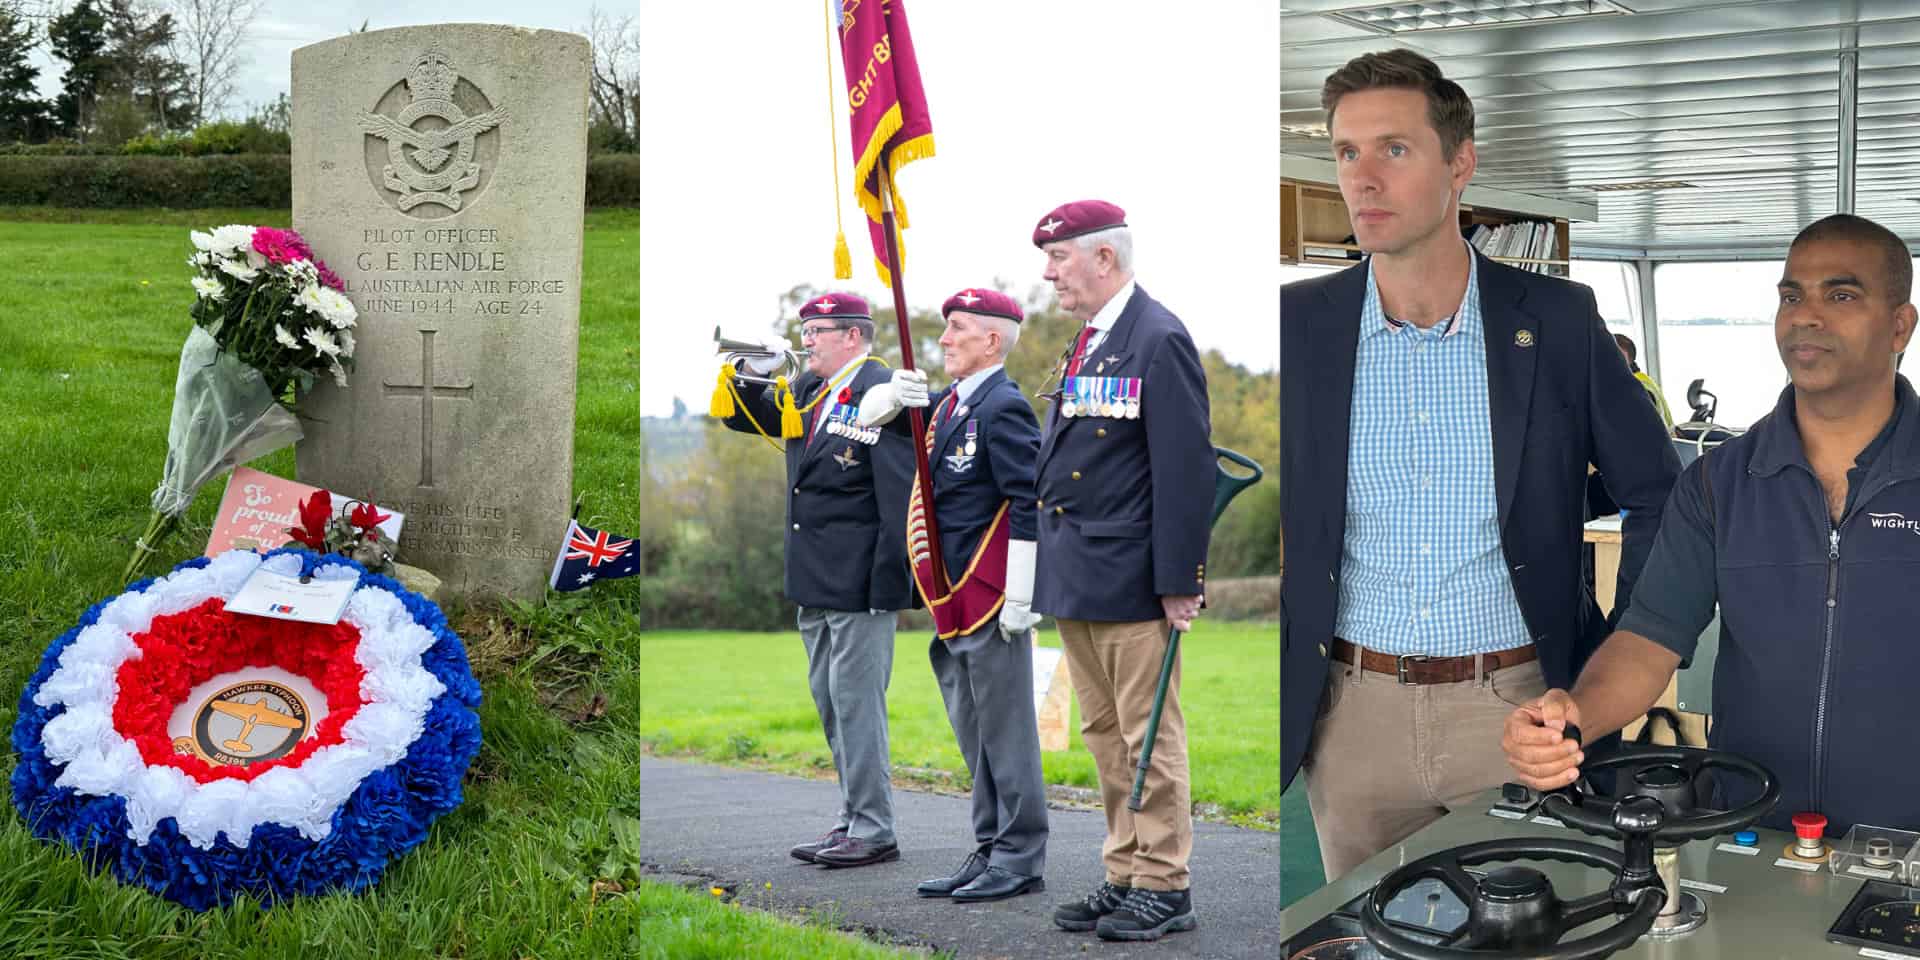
[{"xmin": 1329, "ymin": 638, "xmax": 1537, "ymax": 685}]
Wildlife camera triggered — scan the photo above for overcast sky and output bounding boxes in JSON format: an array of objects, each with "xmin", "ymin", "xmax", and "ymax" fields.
[
  {"xmin": 30, "ymin": 1, "xmax": 607, "ymax": 111},
  {"xmin": 639, "ymin": 0, "xmax": 1280, "ymax": 417}
]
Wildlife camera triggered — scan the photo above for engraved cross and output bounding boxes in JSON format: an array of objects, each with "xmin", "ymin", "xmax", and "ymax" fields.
[{"xmin": 383, "ymin": 328, "xmax": 473, "ymax": 487}]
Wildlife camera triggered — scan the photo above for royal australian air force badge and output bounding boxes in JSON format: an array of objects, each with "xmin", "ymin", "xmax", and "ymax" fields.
[{"xmin": 358, "ymin": 48, "xmax": 510, "ymax": 216}]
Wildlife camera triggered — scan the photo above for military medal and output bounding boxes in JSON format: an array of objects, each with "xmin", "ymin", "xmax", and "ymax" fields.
[
  {"xmin": 1126, "ymin": 378, "xmax": 1141, "ymax": 419},
  {"xmin": 1061, "ymin": 378, "xmax": 1077, "ymax": 418},
  {"xmin": 963, "ymin": 419, "xmax": 978, "ymax": 456}
]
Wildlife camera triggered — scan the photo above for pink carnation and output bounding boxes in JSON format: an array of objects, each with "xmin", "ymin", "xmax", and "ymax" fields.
[
  {"xmin": 314, "ymin": 258, "xmax": 344, "ymax": 292},
  {"xmin": 251, "ymin": 226, "xmax": 310, "ymax": 266}
]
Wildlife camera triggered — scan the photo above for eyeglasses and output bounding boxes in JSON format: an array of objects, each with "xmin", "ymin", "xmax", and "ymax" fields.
[{"xmin": 800, "ymin": 323, "xmax": 849, "ymax": 341}]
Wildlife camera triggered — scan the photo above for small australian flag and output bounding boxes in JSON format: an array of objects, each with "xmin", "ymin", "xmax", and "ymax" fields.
[{"xmin": 548, "ymin": 518, "xmax": 640, "ymax": 592}]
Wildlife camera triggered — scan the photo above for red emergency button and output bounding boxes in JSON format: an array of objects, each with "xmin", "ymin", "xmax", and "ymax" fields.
[{"xmin": 1792, "ymin": 812, "xmax": 1829, "ymax": 859}]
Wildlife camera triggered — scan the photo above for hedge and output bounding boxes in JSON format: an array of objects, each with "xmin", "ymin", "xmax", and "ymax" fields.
[{"xmin": 0, "ymin": 153, "xmax": 641, "ymax": 209}]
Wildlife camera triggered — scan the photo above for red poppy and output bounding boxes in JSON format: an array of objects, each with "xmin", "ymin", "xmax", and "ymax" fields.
[{"xmin": 838, "ymin": 386, "xmax": 853, "ymax": 405}]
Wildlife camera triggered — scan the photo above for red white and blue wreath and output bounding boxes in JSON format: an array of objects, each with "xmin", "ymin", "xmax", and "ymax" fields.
[{"xmin": 10, "ymin": 548, "xmax": 482, "ymax": 911}]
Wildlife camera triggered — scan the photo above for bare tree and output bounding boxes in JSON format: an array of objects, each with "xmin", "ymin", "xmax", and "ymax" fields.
[
  {"xmin": 583, "ymin": 4, "xmax": 636, "ymax": 149},
  {"xmin": 166, "ymin": 0, "xmax": 261, "ymax": 123}
]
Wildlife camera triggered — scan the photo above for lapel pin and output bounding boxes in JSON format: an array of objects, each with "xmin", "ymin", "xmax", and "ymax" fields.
[{"xmin": 1514, "ymin": 329, "xmax": 1535, "ymax": 348}]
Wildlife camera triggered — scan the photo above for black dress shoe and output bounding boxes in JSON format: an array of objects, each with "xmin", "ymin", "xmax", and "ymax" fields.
[
  {"xmin": 916, "ymin": 850, "xmax": 988, "ymax": 897},
  {"xmin": 952, "ymin": 865, "xmax": 1045, "ymax": 903},
  {"xmin": 1052, "ymin": 881, "xmax": 1131, "ymax": 931},
  {"xmin": 789, "ymin": 828, "xmax": 847, "ymax": 863},
  {"xmin": 1096, "ymin": 887, "xmax": 1197, "ymax": 941},
  {"xmin": 813, "ymin": 836, "xmax": 901, "ymax": 868}
]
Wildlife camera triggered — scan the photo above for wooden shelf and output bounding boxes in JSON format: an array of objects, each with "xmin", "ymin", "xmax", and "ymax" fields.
[{"xmin": 1283, "ymin": 178, "xmax": 1571, "ymax": 276}]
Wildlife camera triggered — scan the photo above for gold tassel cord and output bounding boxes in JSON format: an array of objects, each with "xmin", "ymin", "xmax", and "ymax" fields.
[
  {"xmin": 825, "ymin": 0, "xmax": 852, "ymax": 280},
  {"xmin": 713, "ymin": 355, "xmax": 896, "ymax": 449},
  {"xmin": 778, "ymin": 375, "xmax": 804, "ymax": 439},
  {"xmin": 709, "ymin": 361, "xmax": 736, "ymax": 418}
]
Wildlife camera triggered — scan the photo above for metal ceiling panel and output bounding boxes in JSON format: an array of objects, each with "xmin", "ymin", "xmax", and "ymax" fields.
[{"xmin": 1281, "ymin": 0, "xmax": 1920, "ymax": 253}]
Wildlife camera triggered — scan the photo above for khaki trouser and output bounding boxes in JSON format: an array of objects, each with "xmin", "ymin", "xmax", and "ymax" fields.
[
  {"xmin": 1303, "ymin": 650, "xmax": 1548, "ymax": 883},
  {"xmin": 1057, "ymin": 617, "xmax": 1192, "ymax": 892}
]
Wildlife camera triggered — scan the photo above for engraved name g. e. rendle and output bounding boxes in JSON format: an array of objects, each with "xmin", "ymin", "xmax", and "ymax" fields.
[{"xmin": 358, "ymin": 48, "xmax": 509, "ymax": 218}]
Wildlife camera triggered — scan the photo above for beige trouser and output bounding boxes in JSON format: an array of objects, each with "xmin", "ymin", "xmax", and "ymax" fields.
[
  {"xmin": 1057, "ymin": 617, "xmax": 1191, "ymax": 892},
  {"xmin": 1302, "ymin": 650, "xmax": 1548, "ymax": 883}
]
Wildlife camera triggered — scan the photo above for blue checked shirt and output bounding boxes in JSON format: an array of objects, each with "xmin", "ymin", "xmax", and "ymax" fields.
[{"xmin": 1333, "ymin": 250, "xmax": 1532, "ymax": 656}]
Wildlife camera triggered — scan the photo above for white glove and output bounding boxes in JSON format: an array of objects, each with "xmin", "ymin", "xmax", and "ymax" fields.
[
  {"xmin": 893, "ymin": 368, "xmax": 930, "ymax": 407},
  {"xmin": 858, "ymin": 368, "xmax": 930, "ymax": 427},
  {"xmin": 742, "ymin": 334, "xmax": 792, "ymax": 375},
  {"xmin": 999, "ymin": 539, "xmax": 1040, "ymax": 636}
]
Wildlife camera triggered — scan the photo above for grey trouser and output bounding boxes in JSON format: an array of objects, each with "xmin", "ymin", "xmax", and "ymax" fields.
[
  {"xmin": 1303, "ymin": 652, "xmax": 1548, "ymax": 882},
  {"xmin": 929, "ymin": 625, "xmax": 1050, "ymax": 876},
  {"xmin": 798, "ymin": 605, "xmax": 897, "ymax": 844}
]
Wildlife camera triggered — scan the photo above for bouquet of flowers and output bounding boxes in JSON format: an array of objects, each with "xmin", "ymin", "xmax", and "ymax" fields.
[{"xmin": 123, "ymin": 225, "xmax": 360, "ymax": 584}]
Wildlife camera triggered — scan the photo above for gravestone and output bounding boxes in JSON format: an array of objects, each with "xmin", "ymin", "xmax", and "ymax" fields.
[{"xmin": 290, "ymin": 25, "xmax": 589, "ymax": 600}]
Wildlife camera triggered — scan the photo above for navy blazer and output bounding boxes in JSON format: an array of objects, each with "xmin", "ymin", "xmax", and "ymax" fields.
[
  {"xmin": 720, "ymin": 361, "xmax": 917, "ymax": 612},
  {"xmin": 1034, "ymin": 286, "xmax": 1214, "ymax": 622},
  {"xmin": 922, "ymin": 369, "xmax": 1041, "ymax": 648},
  {"xmin": 1280, "ymin": 253, "xmax": 1680, "ymax": 791}
]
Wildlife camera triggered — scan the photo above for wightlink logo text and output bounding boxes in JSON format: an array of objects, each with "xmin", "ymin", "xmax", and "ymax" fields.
[{"xmin": 1868, "ymin": 512, "xmax": 1920, "ymax": 534}]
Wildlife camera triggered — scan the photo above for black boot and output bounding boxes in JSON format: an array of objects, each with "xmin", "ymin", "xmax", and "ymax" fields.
[
  {"xmin": 1096, "ymin": 887, "xmax": 1197, "ymax": 941},
  {"xmin": 1051, "ymin": 881, "xmax": 1131, "ymax": 931}
]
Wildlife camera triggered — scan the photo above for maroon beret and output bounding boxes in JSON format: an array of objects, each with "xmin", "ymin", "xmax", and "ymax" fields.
[
  {"xmin": 798, "ymin": 291, "xmax": 872, "ymax": 323},
  {"xmin": 941, "ymin": 287, "xmax": 1024, "ymax": 323},
  {"xmin": 1032, "ymin": 199, "xmax": 1127, "ymax": 247}
]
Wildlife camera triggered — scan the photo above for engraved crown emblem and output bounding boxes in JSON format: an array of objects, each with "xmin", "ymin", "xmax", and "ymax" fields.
[{"xmin": 407, "ymin": 48, "xmax": 458, "ymax": 102}]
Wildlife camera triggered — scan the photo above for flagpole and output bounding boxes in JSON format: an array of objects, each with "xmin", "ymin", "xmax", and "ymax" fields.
[{"xmin": 878, "ymin": 162, "xmax": 949, "ymax": 601}]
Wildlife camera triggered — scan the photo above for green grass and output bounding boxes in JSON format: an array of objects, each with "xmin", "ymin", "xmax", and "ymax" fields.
[
  {"xmin": 635, "ymin": 882, "xmax": 927, "ymax": 959},
  {"xmin": 639, "ymin": 623, "xmax": 1281, "ymax": 825},
  {"xmin": 0, "ymin": 209, "xmax": 646, "ymax": 958}
]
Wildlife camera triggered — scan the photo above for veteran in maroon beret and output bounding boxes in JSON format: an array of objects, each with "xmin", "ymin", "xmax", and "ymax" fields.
[
  {"xmin": 861, "ymin": 286, "xmax": 1050, "ymax": 903},
  {"xmin": 1028, "ymin": 201, "xmax": 1214, "ymax": 941},
  {"xmin": 715, "ymin": 290, "xmax": 917, "ymax": 869}
]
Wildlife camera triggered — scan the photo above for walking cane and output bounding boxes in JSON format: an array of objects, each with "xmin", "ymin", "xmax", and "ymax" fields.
[{"xmin": 1128, "ymin": 447, "xmax": 1265, "ymax": 811}]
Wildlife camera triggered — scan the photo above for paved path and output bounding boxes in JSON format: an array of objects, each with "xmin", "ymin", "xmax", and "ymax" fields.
[{"xmin": 641, "ymin": 757, "xmax": 1281, "ymax": 959}]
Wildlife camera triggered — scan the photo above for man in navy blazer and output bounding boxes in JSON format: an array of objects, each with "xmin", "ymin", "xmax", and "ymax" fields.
[
  {"xmin": 1027, "ymin": 200, "xmax": 1215, "ymax": 943},
  {"xmin": 1279, "ymin": 50, "xmax": 1679, "ymax": 882},
  {"xmin": 717, "ymin": 291, "xmax": 916, "ymax": 869},
  {"xmin": 861, "ymin": 286, "xmax": 1050, "ymax": 905}
]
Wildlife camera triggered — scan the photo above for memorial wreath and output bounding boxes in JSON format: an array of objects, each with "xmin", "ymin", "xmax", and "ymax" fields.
[{"xmin": 10, "ymin": 548, "xmax": 481, "ymax": 911}]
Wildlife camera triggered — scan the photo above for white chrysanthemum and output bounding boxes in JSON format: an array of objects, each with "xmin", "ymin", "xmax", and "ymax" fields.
[
  {"xmin": 319, "ymin": 287, "xmax": 357, "ymax": 329},
  {"xmin": 209, "ymin": 224, "xmax": 254, "ymax": 256},
  {"xmin": 216, "ymin": 256, "xmax": 258, "ymax": 282},
  {"xmin": 335, "ymin": 327, "xmax": 355, "ymax": 358},
  {"xmin": 285, "ymin": 259, "xmax": 318, "ymax": 286},
  {"xmin": 299, "ymin": 285, "xmax": 357, "ymax": 329},
  {"xmin": 304, "ymin": 326, "xmax": 341, "ymax": 357},
  {"xmin": 330, "ymin": 359, "xmax": 348, "ymax": 387},
  {"xmin": 274, "ymin": 324, "xmax": 299, "ymax": 348},
  {"xmin": 190, "ymin": 276, "xmax": 225, "ymax": 301},
  {"xmin": 189, "ymin": 230, "xmax": 216, "ymax": 252}
]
